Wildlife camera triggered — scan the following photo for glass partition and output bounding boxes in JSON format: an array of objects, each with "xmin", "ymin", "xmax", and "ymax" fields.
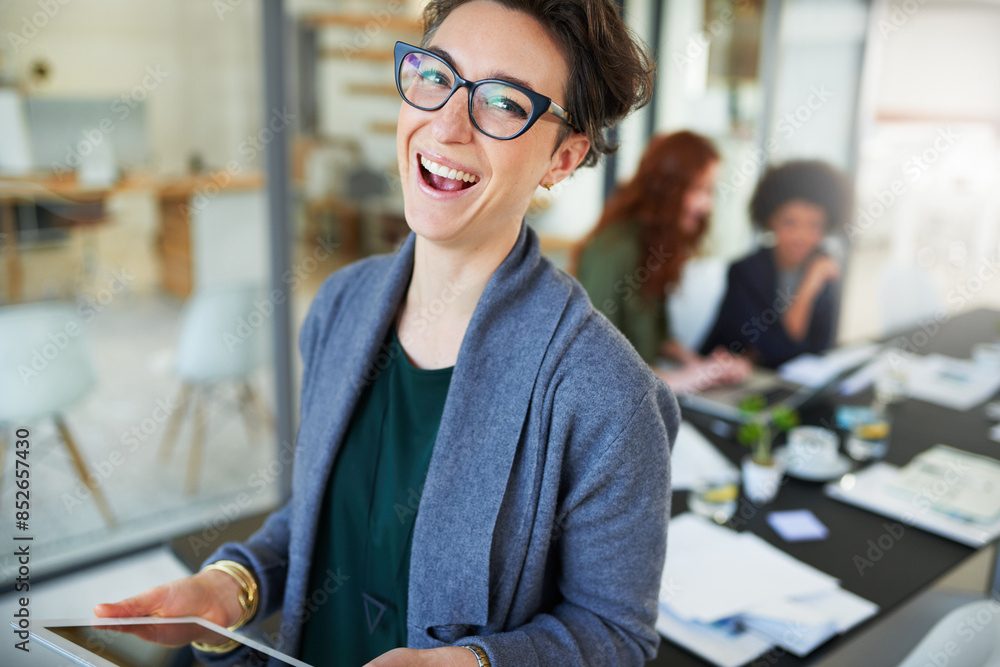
[{"xmin": 0, "ymin": 0, "xmax": 297, "ymax": 584}]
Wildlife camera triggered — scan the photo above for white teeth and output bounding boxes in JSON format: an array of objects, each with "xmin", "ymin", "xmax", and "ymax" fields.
[{"xmin": 420, "ymin": 155, "xmax": 478, "ymax": 184}]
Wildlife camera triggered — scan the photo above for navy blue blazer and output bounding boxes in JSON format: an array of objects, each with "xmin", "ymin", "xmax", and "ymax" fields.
[{"xmin": 700, "ymin": 247, "xmax": 839, "ymax": 368}]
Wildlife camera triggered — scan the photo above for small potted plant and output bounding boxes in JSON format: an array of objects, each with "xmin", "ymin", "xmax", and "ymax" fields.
[{"xmin": 737, "ymin": 396, "xmax": 799, "ymax": 503}]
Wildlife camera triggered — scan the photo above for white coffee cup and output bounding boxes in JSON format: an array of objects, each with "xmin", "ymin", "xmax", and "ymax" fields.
[{"xmin": 785, "ymin": 426, "xmax": 839, "ymax": 475}]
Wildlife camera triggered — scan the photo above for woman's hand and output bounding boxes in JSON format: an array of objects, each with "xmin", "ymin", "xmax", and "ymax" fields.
[
  {"xmin": 656, "ymin": 348, "xmax": 752, "ymax": 393},
  {"xmin": 784, "ymin": 254, "xmax": 840, "ymax": 342},
  {"xmin": 364, "ymin": 646, "xmax": 478, "ymax": 667},
  {"xmin": 707, "ymin": 347, "xmax": 753, "ymax": 385},
  {"xmin": 93, "ymin": 569, "xmax": 244, "ymax": 630},
  {"xmin": 801, "ymin": 255, "xmax": 840, "ymax": 296}
]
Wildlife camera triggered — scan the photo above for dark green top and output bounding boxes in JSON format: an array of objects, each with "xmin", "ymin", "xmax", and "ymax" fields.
[
  {"xmin": 576, "ymin": 220, "xmax": 668, "ymax": 363},
  {"xmin": 300, "ymin": 327, "xmax": 453, "ymax": 666}
]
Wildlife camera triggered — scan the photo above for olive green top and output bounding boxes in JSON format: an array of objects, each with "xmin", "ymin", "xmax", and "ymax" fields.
[
  {"xmin": 576, "ymin": 220, "xmax": 669, "ymax": 363},
  {"xmin": 299, "ymin": 327, "xmax": 453, "ymax": 666}
]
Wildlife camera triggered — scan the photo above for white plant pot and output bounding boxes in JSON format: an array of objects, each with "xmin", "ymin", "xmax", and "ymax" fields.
[{"xmin": 741, "ymin": 455, "xmax": 783, "ymax": 504}]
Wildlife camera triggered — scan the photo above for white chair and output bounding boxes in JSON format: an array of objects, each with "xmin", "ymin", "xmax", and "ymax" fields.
[
  {"xmin": 159, "ymin": 284, "xmax": 273, "ymax": 494},
  {"xmin": 879, "ymin": 263, "xmax": 943, "ymax": 337},
  {"xmin": 668, "ymin": 256, "xmax": 728, "ymax": 351},
  {"xmin": 0, "ymin": 302, "xmax": 116, "ymax": 525},
  {"xmin": 896, "ymin": 600, "xmax": 1000, "ymax": 667}
]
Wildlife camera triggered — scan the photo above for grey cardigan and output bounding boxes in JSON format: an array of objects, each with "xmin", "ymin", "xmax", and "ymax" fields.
[{"xmin": 205, "ymin": 222, "xmax": 679, "ymax": 666}]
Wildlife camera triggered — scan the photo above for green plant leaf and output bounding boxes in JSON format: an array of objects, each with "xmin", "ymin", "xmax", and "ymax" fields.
[
  {"xmin": 771, "ymin": 406, "xmax": 800, "ymax": 432},
  {"xmin": 738, "ymin": 394, "xmax": 766, "ymax": 414},
  {"xmin": 737, "ymin": 421, "xmax": 764, "ymax": 446}
]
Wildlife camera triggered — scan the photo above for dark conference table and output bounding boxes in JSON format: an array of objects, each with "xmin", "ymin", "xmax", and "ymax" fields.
[{"xmin": 650, "ymin": 308, "xmax": 1000, "ymax": 667}]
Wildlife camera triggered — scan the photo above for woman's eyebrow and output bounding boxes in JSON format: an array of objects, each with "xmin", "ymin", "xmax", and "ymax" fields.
[
  {"xmin": 486, "ymin": 71, "xmax": 537, "ymax": 92},
  {"xmin": 428, "ymin": 46, "xmax": 539, "ymax": 92}
]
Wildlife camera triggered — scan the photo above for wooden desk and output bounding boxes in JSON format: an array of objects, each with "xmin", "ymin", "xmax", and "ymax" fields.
[
  {"xmin": 651, "ymin": 309, "xmax": 1000, "ymax": 666},
  {"xmin": 0, "ymin": 172, "xmax": 265, "ymax": 301},
  {"xmin": 0, "ymin": 173, "xmax": 152, "ymax": 303}
]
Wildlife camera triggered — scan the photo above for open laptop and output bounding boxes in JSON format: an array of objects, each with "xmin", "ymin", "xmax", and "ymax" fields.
[
  {"xmin": 677, "ymin": 367, "xmax": 805, "ymax": 423},
  {"xmin": 676, "ymin": 343, "xmax": 881, "ymax": 424}
]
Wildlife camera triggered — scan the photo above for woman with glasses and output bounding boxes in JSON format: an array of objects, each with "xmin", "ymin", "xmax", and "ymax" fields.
[{"xmin": 96, "ymin": 2, "xmax": 677, "ymax": 666}]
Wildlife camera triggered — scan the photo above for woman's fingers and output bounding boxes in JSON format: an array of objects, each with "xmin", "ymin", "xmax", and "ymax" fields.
[
  {"xmin": 93, "ymin": 584, "xmax": 170, "ymax": 618},
  {"xmin": 92, "ymin": 573, "xmax": 241, "ymax": 631},
  {"xmin": 94, "ymin": 577, "xmax": 203, "ymax": 619}
]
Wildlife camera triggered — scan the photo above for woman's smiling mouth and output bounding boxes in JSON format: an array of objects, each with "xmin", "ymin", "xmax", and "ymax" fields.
[{"xmin": 419, "ymin": 154, "xmax": 479, "ymax": 193}]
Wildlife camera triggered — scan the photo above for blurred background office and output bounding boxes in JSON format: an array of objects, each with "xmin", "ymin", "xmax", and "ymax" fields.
[{"xmin": 0, "ymin": 0, "xmax": 998, "ymax": 633}]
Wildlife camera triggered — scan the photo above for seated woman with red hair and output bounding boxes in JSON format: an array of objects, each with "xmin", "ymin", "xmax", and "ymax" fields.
[{"xmin": 576, "ymin": 130, "xmax": 751, "ymax": 393}]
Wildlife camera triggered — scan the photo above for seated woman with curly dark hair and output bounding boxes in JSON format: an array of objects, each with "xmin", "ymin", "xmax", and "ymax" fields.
[{"xmin": 700, "ymin": 160, "xmax": 853, "ymax": 368}]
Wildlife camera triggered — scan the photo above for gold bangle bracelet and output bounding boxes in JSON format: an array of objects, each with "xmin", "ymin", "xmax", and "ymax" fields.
[
  {"xmin": 464, "ymin": 644, "xmax": 491, "ymax": 667},
  {"xmin": 190, "ymin": 560, "xmax": 260, "ymax": 654},
  {"xmin": 202, "ymin": 560, "xmax": 260, "ymax": 630},
  {"xmin": 191, "ymin": 638, "xmax": 241, "ymax": 654}
]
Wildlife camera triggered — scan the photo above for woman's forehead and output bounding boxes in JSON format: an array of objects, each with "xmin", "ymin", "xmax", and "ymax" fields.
[{"xmin": 430, "ymin": 1, "xmax": 569, "ymax": 97}]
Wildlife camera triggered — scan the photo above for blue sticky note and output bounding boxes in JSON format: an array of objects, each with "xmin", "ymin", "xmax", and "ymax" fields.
[{"xmin": 767, "ymin": 510, "xmax": 829, "ymax": 542}]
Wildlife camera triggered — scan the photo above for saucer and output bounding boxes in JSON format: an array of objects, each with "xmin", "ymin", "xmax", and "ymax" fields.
[{"xmin": 773, "ymin": 446, "xmax": 853, "ymax": 482}]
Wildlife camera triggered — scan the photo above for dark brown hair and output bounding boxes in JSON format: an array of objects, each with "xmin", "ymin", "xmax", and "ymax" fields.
[
  {"xmin": 750, "ymin": 160, "xmax": 853, "ymax": 231},
  {"xmin": 576, "ymin": 131, "xmax": 720, "ymax": 299},
  {"xmin": 421, "ymin": 0, "xmax": 654, "ymax": 168}
]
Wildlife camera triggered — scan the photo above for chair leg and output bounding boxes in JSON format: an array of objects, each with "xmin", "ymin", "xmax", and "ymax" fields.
[
  {"xmin": 237, "ymin": 382, "xmax": 259, "ymax": 444},
  {"xmin": 160, "ymin": 383, "xmax": 193, "ymax": 462},
  {"xmin": 54, "ymin": 415, "xmax": 117, "ymax": 527},
  {"xmin": 244, "ymin": 383, "xmax": 275, "ymax": 432},
  {"xmin": 185, "ymin": 390, "xmax": 206, "ymax": 495}
]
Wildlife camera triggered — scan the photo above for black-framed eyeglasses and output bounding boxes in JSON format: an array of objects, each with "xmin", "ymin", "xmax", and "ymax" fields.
[{"xmin": 393, "ymin": 41, "xmax": 581, "ymax": 141}]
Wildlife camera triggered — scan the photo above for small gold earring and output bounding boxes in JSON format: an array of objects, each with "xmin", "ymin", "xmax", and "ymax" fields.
[{"xmin": 542, "ymin": 183, "xmax": 554, "ymax": 191}]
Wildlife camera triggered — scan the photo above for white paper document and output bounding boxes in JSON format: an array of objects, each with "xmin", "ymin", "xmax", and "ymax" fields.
[
  {"xmin": 825, "ymin": 460, "xmax": 1000, "ymax": 547},
  {"xmin": 889, "ymin": 445, "xmax": 1000, "ymax": 524},
  {"xmin": 670, "ymin": 421, "xmax": 738, "ymax": 491},
  {"xmin": 903, "ymin": 354, "xmax": 1000, "ymax": 411},
  {"xmin": 838, "ymin": 353, "xmax": 889, "ymax": 396},
  {"xmin": 655, "ymin": 605, "xmax": 774, "ymax": 667},
  {"xmin": 660, "ymin": 514, "xmax": 839, "ymax": 624},
  {"xmin": 795, "ymin": 587, "xmax": 880, "ymax": 633},
  {"xmin": 657, "ymin": 514, "xmax": 879, "ymax": 666},
  {"xmin": 779, "ymin": 343, "xmax": 880, "ymax": 389},
  {"xmin": 743, "ymin": 588, "xmax": 879, "ymax": 657},
  {"xmin": 742, "ymin": 600, "xmax": 836, "ymax": 657}
]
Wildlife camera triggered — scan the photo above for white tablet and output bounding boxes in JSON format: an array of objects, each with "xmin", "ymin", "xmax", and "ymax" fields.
[{"xmin": 16, "ymin": 616, "xmax": 313, "ymax": 667}]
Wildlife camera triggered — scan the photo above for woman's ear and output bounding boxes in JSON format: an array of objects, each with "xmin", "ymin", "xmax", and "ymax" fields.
[{"xmin": 540, "ymin": 133, "xmax": 591, "ymax": 188}]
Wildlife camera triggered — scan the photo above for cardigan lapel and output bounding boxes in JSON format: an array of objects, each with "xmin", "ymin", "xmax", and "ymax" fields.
[
  {"xmin": 407, "ymin": 222, "xmax": 573, "ymax": 632},
  {"xmin": 292, "ymin": 234, "xmax": 416, "ymax": 611}
]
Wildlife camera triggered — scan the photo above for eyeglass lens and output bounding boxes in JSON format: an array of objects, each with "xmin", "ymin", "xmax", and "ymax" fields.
[{"xmin": 398, "ymin": 51, "xmax": 534, "ymax": 139}]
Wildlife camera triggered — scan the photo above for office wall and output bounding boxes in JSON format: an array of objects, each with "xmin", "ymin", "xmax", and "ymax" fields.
[
  {"xmin": 840, "ymin": 0, "xmax": 1000, "ymax": 339},
  {"xmin": 874, "ymin": 2, "xmax": 1000, "ymax": 121},
  {"xmin": 853, "ymin": 0, "xmax": 1000, "ymax": 256},
  {"xmin": 767, "ymin": 0, "xmax": 868, "ymax": 170},
  {"xmin": 3, "ymin": 0, "xmax": 263, "ymax": 174}
]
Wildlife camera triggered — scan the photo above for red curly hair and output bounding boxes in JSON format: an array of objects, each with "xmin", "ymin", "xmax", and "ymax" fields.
[{"xmin": 576, "ymin": 131, "xmax": 719, "ymax": 300}]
